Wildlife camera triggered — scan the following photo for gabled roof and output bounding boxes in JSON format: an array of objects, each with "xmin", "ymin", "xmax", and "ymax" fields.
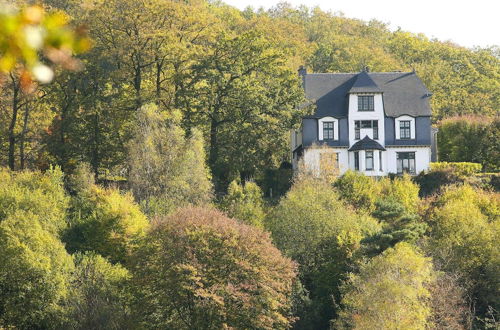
[
  {"xmin": 347, "ymin": 71, "xmax": 382, "ymax": 93},
  {"xmin": 303, "ymin": 71, "xmax": 432, "ymax": 118},
  {"xmin": 348, "ymin": 136, "xmax": 386, "ymax": 151}
]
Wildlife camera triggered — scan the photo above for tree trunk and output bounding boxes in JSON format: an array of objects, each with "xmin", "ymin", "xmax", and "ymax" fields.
[
  {"xmin": 19, "ymin": 101, "xmax": 30, "ymax": 169},
  {"xmin": 91, "ymin": 112, "xmax": 100, "ymax": 178},
  {"xmin": 8, "ymin": 74, "xmax": 20, "ymax": 170}
]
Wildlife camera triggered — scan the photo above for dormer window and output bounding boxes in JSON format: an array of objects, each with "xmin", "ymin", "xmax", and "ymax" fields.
[
  {"xmin": 322, "ymin": 122, "xmax": 334, "ymax": 140},
  {"xmin": 400, "ymin": 121, "xmax": 411, "ymax": 139},
  {"xmin": 358, "ymin": 95, "xmax": 374, "ymax": 111}
]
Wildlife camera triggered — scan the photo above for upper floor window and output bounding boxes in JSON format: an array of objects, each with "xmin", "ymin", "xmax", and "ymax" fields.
[
  {"xmin": 400, "ymin": 121, "xmax": 411, "ymax": 139},
  {"xmin": 358, "ymin": 95, "xmax": 374, "ymax": 111},
  {"xmin": 323, "ymin": 122, "xmax": 334, "ymax": 140},
  {"xmin": 355, "ymin": 120, "xmax": 378, "ymax": 140}
]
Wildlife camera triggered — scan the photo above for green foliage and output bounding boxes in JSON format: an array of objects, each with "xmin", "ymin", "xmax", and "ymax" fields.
[
  {"xmin": 184, "ymin": 30, "xmax": 306, "ymax": 189},
  {"xmin": 414, "ymin": 168, "xmax": 462, "ymax": 197},
  {"xmin": 365, "ymin": 198, "xmax": 427, "ymax": 254},
  {"xmin": 266, "ymin": 177, "xmax": 380, "ymax": 328},
  {"xmin": 431, "ymin": 161, "xmax": 483, "ymax": 177},
  {"xmin": 336, "ymin": 243, "xmax": 435, "ymax": 330},
  {"xmin": 426, "ymin": 184, "xmax": 499, "ymax": 320},
  {"xmin": 220, "ymin": 179, "xmax": 265, "ymax": 227},
  {"xmin": 64, "ymin": 184, "xmax": 149, "ymax": 264},
  {"xmin": 66, "ymin": 252, "xmax": 131, "ymax": 330},
  {"xmin": 0, "ymin": 211, "xmax": 74, "ymax": 329},
  {"xmin": 380, "ymin": 174, "xmax": 421, "ymax": 214},
  {"xmin": 438, "ymin": 117, "xmax": 499, "ymax": 172},
  {"xmin": 0, "ymin": 166, "xmax": 68, "ymax": 235},
  {"xmin": 257, "ymin": 166, "xmax": 294, "ymax": 199},
  {"xmin": 132, "ymin": 206, "xmax": 296, "ymax": 329},
  {"xmin": 334, "ymin": 170, "xmax": 381, "ymax": 213},
  {"xmin": 128, "ymin": 104, "xmax": 213, "ymax": 216}
]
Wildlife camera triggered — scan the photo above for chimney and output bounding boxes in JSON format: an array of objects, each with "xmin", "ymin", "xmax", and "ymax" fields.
[{"xmin": 298, "ymin": 65, "xmax": 307, "ymax": 77}]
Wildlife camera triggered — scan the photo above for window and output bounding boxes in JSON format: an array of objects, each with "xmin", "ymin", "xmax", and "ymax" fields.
[
  {"xmin": 365, "ymin": 151, "xmax": 374, "ymax": 170},
  {"xmin": 397, "ymin": 152, "xmax": 416, "ymax": 174},
  {"xmin": 354, "ymin": 152, "xmax": 359, "ymax": 171},
  {"xmin": 323, "ymin": 122, "xmax": 334, "ymax": 140},
  {"xmin": 354, "ymin": 120, "xmax": 378, "ymax": 140},
  {"xmin": 358, "ymin": 95, "xmax": 374, "ymax": 111},
  {"xmin": 400, "ymin": 120, "xmax": 411, "ymax": 139},
  {"xmin": 379, "ymin": 151, "xmax": 383, "ymax": 171}
]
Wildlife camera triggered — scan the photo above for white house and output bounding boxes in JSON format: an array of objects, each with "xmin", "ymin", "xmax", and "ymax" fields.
[{"xmin": 291, "ymin": 68, "xmax": 433, "ymax": 176}]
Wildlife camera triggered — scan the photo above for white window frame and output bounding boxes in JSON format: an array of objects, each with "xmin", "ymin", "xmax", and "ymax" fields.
[
  {"xmin": 395, "ymin": 115, "xmax": 416, "ymax": 140},
  {"xmin": 318, "ymin": 117, "xmax": 339, "ymax": 141}
]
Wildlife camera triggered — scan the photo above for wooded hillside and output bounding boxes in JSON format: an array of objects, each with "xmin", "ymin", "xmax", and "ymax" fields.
[{"xmin": 1, "ymin": 0, "xmax": 498, "ymax": 186}]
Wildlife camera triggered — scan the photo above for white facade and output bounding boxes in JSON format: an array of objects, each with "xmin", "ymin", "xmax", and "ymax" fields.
[
  {"xmin": 300, "ymin": 147, "xmax": 349, "ymax": 175},
  {"xmin": 348, "ymin": 93, "xmax": 385, "ymax": 147},
  {"xmin": 385, "ymin": 146, "xmax": 431, "ymax": 174}
]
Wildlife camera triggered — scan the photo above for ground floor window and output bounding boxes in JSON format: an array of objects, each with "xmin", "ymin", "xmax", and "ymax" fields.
[
  {"xmin": 379, "ymin": 150, "xmax": 383, "ymax": 171},
  {"xmin": 354, "ymin": 151, "xmax": 359, "ymax": 171},
  {"xmin": 397, "ymin": 152, "xmax": 415, "ymax": 174},
  {"xmin": 365, "ymin": 151, "xmax": 374, "ymax": 170}
]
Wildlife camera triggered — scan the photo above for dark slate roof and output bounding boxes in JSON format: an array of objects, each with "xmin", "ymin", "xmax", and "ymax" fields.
[
  {"xmin": 303, "ymin": 71, "xmax": 432, "ymax": 118},
  {"xmin": 347, "ymin": 71, "xmax": 382, "ymax": 93},
  {"xmin": 348, "ymin": 136, "xmax": 386, "ymax": 151}
]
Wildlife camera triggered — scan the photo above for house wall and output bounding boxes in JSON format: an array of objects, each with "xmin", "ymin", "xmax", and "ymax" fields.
[
  {"xmin": 385, "ymin": 116, "xmax": 432, "ymax": 146},
  {"xmin": 302, "ymin": 118, "xmax": 317, "ymax": 146},
  {"xmin": 348, "ymin": 93, "xmax": 385, "ymax": 147},
  {"xmin": 302, "ymin": 147, "xmax": 349, "ymax": 175},
  {"xmin": 385, "ymin": 146, "xmax": 431, "ymax": 174},
  {"xmin": 348, "ymin": 149, "xmax": 385, "ymax": 176}
]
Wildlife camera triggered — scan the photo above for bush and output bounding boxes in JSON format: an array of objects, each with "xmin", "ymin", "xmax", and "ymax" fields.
[
  {"xmin": 128, "ymin": 104, "xmax": 213, "ymax": 216},
  {"xmin": 438, "ymin": 116, "xmax": 499, "ymax": 172},
  {"xmin": 430, "ymin": 162, "xmax": 482, "ymax": 177},
  {"xmin": 334, "ymin": 171, "xmax": 381, "ymax": 213},
  {"xmin": 266, "ymin": 177, "xmax": 380, "ymax": 328},
  {"xmin": 0, "ymin": 212, "xmax": 74, "ymax": 329},
  {"xmin": 219, "ymin": 179, "xmax": 265, "ymax": 227},
  {"xmin": 64, "ymin": 185, "xmax": 149, "ymax": 264},
  {"xmin": 426, "ymin": 184, "xmax": 499, "ymax": 320},
  {"xmin": 379, "ymin": 174, "xmax": 420, "ymax": 214},
  {"xmin": 336, "ymin": 243, "xmax": 434, "ymax": 329},
  {"xmin": 67, "ymin": 253, "xmax": 131, "ymax": 330},
  {"xmin": 0, "ymin": 166, "xmax": 68, "ymax": 235},
  {"xmin": 132, "ymin": 206, "xmax": 296, "ymax": 329}
]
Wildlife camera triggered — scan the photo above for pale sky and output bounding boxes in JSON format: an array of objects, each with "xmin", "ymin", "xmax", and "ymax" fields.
[{"xmin": 223, "ymin": 0, "xmax": 500, "ymax": 48}]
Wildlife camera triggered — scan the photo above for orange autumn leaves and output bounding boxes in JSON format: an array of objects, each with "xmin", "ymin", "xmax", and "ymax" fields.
[{"xmin": 0, "ymin": 4, "xmax": 90, "ymax": 90}]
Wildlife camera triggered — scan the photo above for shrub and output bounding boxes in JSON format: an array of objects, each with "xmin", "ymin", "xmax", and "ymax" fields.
[
  {"xmin": 0, "ymin": 166, "xmax": 68, "ymax": 235},
  {"xmin": 220, "ymin": 179, "xmax": 265, "ymax": 227},
  {"xmin": 336, "ymin": 243, "xmax": 434, "ymax": 329},
  {"xmin": 67, "ymin": 253, "xmax": 131, "ymax": 330},
  {"xmin": 379, "ymin": 174, "xmax": 420, "ymax": 214},
  {"xmin": 128, "ymin": 104, "xmax": 213, "ymax": 216},
  {"xmin": 132, "ymin": 206, "xmax": 296, "ymax": 329},
  {"xmin": 266, "ymin": 177, "xmax": 380, "ymax": 328},
  {"xmin": 334, "ymin": 171, "xmax": 381, "ymax": 213},
  {"xmin": 426, "ymin": 184, "xmax": 499, "ymax": 320},
  {"xmin": 430, "ymin": 162, "xmax": 482, "ymax": 177},
  {"xmin": 0, "ymin": 212, "xmax": 74, "ymax": 329},
  {"xmin": 437, "ymin": 116, "xmax": 499, "ymax": 172},
  {"xmin": 64, "ymin": 185, "xmax": 149, "ymax": 264}
]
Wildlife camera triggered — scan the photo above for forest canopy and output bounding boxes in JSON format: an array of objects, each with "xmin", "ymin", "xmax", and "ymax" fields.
[{"xmin": 0, "ymin": 0, "xmax": 498, "ymax": 186}]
